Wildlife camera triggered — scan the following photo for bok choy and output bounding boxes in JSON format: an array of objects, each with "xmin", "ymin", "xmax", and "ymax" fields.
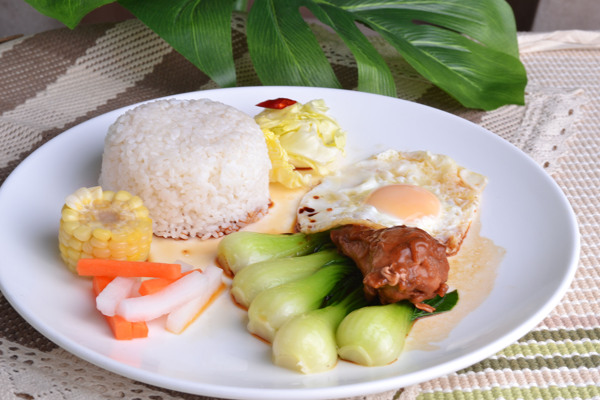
[
  {"xmin": 231, "ymin": 248, "xmax": 347, "ymax": 308},
  {"xmin": 272, "ymin": 284, "xmax": 369, "ymax": 374},
  {"xmin": 217, "ymin": 230, "xmax": 331, "ymax": 275},
  {"xmin": 336, "ymin": 291, "xmax": 459, "ymax": 367},
  {"xmin": 217, "ymin": 229, "xmax": 459, "ymax": 373},
  {"xmin": 247, "ymin": 261, "xmax": 358, "ymax": 343},
  {"xmin": 336, "ymin": 302, "xmax": 414, "ymax": 367}
]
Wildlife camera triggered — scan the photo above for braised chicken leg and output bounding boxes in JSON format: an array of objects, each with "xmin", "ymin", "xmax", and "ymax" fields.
[{"xmin": 330, "ymin": 224, "xmax": 449, "ymax": 312}]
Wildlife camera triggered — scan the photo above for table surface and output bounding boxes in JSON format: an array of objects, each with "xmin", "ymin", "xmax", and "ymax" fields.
[{"xmin": 0, "ymin": 18, "xmax": 599, "ymax": 400}]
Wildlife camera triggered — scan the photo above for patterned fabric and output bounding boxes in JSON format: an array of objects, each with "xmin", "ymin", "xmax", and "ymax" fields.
[{"xmin": 0, "ymin": 15, "xmax": 598, "ymax": 400}]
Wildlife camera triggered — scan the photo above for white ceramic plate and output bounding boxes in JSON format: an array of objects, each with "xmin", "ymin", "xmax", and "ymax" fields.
[{"xmin": 0, "ymin": 87, "xmax": 579, "ymax": 400}]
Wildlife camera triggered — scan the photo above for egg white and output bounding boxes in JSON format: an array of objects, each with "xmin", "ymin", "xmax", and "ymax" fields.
[{"xmin": 296, "ymin": 150, "xmax": 487, "ymax": 255}]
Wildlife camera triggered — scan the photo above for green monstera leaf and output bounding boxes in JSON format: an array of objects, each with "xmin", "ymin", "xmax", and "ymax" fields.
[
  {"xmin": 24, "ymin": 0, "xmax": 527, "ymax": 110},
  {"xmin": 23, "ymin": 0, "xmax": 114, "ymax": 28},
  {"xmin": 247, "ymin": 0, "xmax": 527, "ymax": 109},
  {"xmin": 119, "ymin": 0, "xmax": 236, "ymax": 88}
]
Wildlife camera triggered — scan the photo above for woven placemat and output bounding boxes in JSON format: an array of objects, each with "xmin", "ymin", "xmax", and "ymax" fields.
[
  {"xmin": 410, "ymin": 32, "xmax": 600, "ymax": 400},
  {"xmin": 0, "ymin": 16, "xmax": 598, "ymax": 400}
]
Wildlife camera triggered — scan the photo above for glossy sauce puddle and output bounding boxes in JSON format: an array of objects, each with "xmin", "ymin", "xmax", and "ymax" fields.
[
  {"xmin": 148, "ymin": 183, "xmax": 504, "ymax": 352},
  {"xmin": 405, "ymin": 218, "xmax": 505, "ymax": 351}
]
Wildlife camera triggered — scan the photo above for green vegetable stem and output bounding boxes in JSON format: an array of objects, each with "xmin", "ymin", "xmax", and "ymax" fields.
[
  {"xmin": 231, "ymin": 248, "xmax": 348, "ymax": 308},
  {"xmin": 336, "ymin": 302, "xmax": 414, "ymax": 367},
  {"xmin": 247, "ymin": 261, "xmax": 357, "ymax": 343},
  {"xmin": 334, "ymin": 290, "xmax": 459, "ymax": 367},
  {"xmin": 272, "ymin": 285, "xmax": 369, "ymax": 374},
  {"xmin": 216, "ymin": 230, "xmax": 331, "ymax": 275}
]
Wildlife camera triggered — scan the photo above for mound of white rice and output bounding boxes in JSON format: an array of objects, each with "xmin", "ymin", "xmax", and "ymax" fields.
[{"xmin": 99, "ymin": 98, "xmax": 271, "ymax": 239}]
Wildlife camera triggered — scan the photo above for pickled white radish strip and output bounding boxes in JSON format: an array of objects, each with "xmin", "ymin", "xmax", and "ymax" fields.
[
  {"xmin": 96, "ymin": 276, "xmax": 139, "ymax": 317},
  {"xmin": 116, "ymin": 270, "xmax": 207, "ymax": 322},
  {"xmin": 166, "ymin": 265, "xmax": 224, "ymax": 333},
  {"xmin": 175, "ymin": 259, "xmax": 196, "ymax": 273}
]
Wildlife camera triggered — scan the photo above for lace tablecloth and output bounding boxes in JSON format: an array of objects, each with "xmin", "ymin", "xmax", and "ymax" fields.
[{"xmin": 1, "ymin": 17, "xmax": 599, "ymax": 400}]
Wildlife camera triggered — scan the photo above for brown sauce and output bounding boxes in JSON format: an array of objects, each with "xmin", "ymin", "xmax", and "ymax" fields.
[{"xmin": 230, "ymin": 292, "xmax": 249, "ymax": 312}]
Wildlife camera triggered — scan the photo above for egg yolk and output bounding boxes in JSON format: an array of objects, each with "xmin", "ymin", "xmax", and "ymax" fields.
[{"xmin": 365, "ymin": 184, "xmax": 441, "ymax": 221}]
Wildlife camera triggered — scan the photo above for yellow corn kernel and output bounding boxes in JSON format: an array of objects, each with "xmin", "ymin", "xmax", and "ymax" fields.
[
  {"xmin": 58, "ymin": 229, "xmax": 71, "ymax": 245},
  {"xmin": 82, "ymin": 241, "xmax": 94, "ymax": 255},
  {"xmin": 114, "ymin": 190, "xmax": 132, "ymax": 202},
  {"xmin": 108, "ymin": 241, "xmax": 127, "ymax": 252},
  {"xmin": 135, "ymin": 207, "xmax": 150, "ymax": 219},
  {"xmin": 66, "ymin": 247, "xmax": 81, "ymax": 263},
  {"xmin": 61, "ymin": 207, "xmax": 80, "ymax": 222},
  {"xmin": 73, "ymin": 187, "xmax": 93, "ymax": 206},
  {"xmin": 88, "ymin": 186, "xmax": 103, "ymax": 200},
  {"xmin": 111, "ymin": 251, "xmax": 128, "ymax": 260},
  {"xmin": 127, "ymin": 241, "xmax": 137, "ymax": 250},
  {"xmin": 67, "ymin": 237, "xmax": 83, "ymax": 251},
  {"xmin": 64, "ymin": 194, "xmax": 83, "ymax": 210},
  {"xmin": 73, "ymin": 225, "xmax": 92, "ymax": 242},
  {"xmin": 61, "ymin": 221, "xmax": 80, "ymax": 235},
  {"xmin": 126, "ymin": 253, "xmax": 142, "ymax": 261},
  {"xmin": 128, "ymin": 195, "xmax": 144, "ymax": 210},
  {"xmin": 58, "ymin": 186, "xmax": 153, "ymax": 272},
  {"xmin": 90, "ymin": 236, "xmax": 109, "ymax": 249},
  {"xmin": 92, "ymin": 247, "xmax": 111, "ymax": 259},
  {"xmin": 92, "ymin": 228, "xmax": 112, "ymax": 241},
  {"xmin": 110, "ymin": 231, "xmax": 129, "ymax": 242},
  {"xmin": 102, "ymin": 190, "xmax": 115, "ymax": 201},
  {"xmin": 58, "ymin": 242, "xmax": 68, "ymax": 256}
]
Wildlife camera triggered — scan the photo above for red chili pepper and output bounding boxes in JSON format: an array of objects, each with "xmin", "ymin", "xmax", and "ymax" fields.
[{"xmin": 256, "ymin": 98, "xmax": 297, "ymax": 109}]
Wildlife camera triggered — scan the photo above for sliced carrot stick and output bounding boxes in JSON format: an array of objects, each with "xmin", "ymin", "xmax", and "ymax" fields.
[
  {"xmin": 92, "ymin": 276, "xmax": 148, "ymax": 340},
  {"xmin": 93, "ymin": 275, "xmax": 114, "ymax": 293},
  {"xmin": 138, "ymin": 278, "xmax": 172, "ymax": 296},
  {"xmin": 131, "ymin": 319, "xmax": 149, "ymax": 338},
  {"xmin": 105, "ymin": 314, "xmax": 134, "ymax": 340},
  {"xmin": 138, "ymin": 270, "xmax": 195, "ymax": 296},
  {"xmin": 78, "ymin": 259, "xmax": 181, "ymax": 280}
]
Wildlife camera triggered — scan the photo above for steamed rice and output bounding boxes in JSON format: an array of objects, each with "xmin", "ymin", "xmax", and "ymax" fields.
[{"xmin": 99, "ymin": 98, "xmax": 271, "ymax": 239}]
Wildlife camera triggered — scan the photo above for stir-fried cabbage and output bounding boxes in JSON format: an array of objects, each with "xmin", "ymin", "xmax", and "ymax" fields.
[{"xmin": 255, "ymin": 99, "xmax": 346, "ymax": 188}]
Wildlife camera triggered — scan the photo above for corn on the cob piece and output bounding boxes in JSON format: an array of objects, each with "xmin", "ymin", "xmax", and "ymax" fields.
[{"xmin": 58, "ymin": 186, "xmax": 153, "ymax": 273}]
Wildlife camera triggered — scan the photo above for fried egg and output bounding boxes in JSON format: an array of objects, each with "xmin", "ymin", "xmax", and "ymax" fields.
[{"xmin": 296, "ymin": 150, "xmax": 487, "ymax": 256}]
